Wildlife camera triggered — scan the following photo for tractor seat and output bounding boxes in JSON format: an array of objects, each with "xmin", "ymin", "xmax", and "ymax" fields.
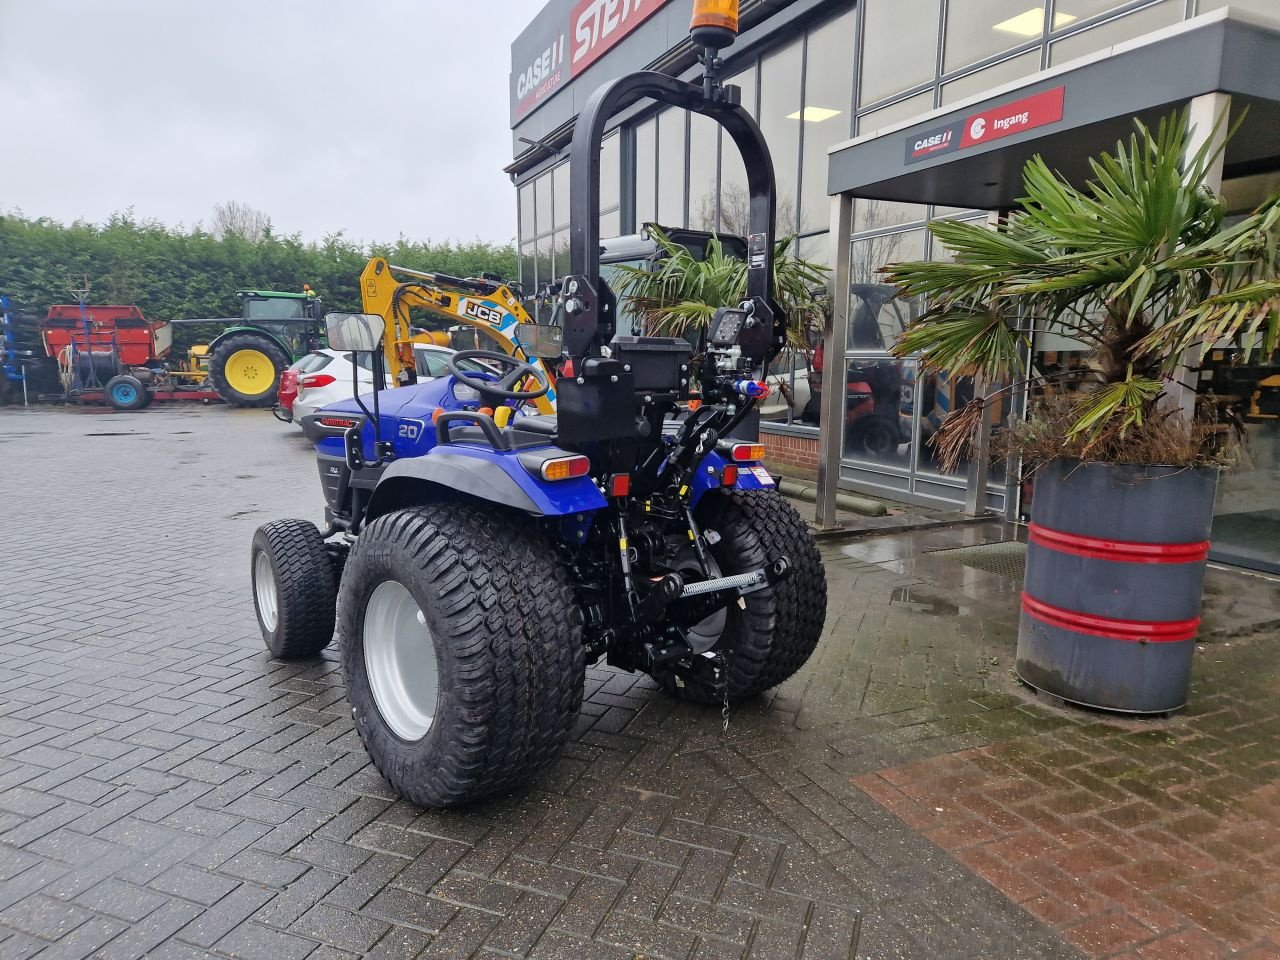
[{"xmin": 514, "ymin": 414, "xmax": 558, "ymax": 436}]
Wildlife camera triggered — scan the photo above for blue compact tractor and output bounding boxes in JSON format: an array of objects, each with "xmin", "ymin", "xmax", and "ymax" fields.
[{"xmin": 249, "ymin": 3, "xmax": 826, "ymax": 808}]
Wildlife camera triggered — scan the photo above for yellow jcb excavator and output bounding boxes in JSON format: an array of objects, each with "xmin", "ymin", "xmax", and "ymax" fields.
[{"xmin": 358, "ymin": 258, "xmax": 556, "ymax": 416}]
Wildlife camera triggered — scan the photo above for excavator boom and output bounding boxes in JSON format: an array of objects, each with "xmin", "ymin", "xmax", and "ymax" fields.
[{"xmin": 358, "ymin": 257, "xmax": 554, "ymax": 415}]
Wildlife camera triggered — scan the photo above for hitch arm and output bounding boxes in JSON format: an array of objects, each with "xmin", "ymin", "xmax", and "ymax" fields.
[{"xmin": 635, "ymin": 557, "xmax": 791, "ymax": 623}]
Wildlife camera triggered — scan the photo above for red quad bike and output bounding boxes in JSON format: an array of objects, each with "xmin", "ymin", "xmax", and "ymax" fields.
[{"xmin": 248, "ymin": 1, "xmax": 827, "ymax": 808}]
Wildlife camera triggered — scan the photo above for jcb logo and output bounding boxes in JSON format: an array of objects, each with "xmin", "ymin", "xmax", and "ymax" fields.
[{"xmin": 463, "ymin": 300, "xmax": 504, "ymax": 325}]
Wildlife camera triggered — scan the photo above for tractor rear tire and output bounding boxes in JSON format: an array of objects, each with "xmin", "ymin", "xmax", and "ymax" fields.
[
  {"xmin": 210, "ymin": 333, "xmax": 289, "ymax": 408},
  {"xmin": 251, "ymin": 519, "xmax": 338, "ymax": 659},
  {"xmin": 338, "ymin": 505, "xmax": 585, "ymax": 808},
  {"xmin": 105, "ymin": 374, "xmax": 148, "ymax": 411},
  {"xmin": 663, "ymin": 489, "xmax": 827, "ymax": 704}
]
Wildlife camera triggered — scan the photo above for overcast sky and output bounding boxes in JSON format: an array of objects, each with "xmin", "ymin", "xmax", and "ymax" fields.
[{"xmin": 0, "ymin": 0, "xmax": 535, "ymax": 246}]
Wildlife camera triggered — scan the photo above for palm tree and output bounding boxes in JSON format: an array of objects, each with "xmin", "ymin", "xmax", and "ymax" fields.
[
  {"xmin": 612, "ymin": 227, "xmax": 829, "ymax": 351},
  {"xmin": 883, "ymin": 110, "xmax": 1279, "ymax": 468},
  {"xmin": 881, "ymin": 109, "xmax": 1280, "ymax": 716}
]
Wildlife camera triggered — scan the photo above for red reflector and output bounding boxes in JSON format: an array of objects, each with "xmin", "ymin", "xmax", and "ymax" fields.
[
  {"xmin": 609, "ymin": 474, "xmax": 631, "ymax": 497},
  {"xmin": 318, "ymin": 416, "xmax": 359, "ymax": 429},
  {"xmin": 541, "ymin": 456, "xmax": 590, "ymax": 481},
  {"xmin": 301, "ymin": 373, "xmax": 336, "ymax": 388},
  {"xmin": 722, "ymin": 465, "xmax": 738, "ymax": 486},
  {"xmin": 562, "ymin": 357, "xmax": 575, "ymax": 377},
  {"xmin": 729, "ymin": 443, "xmax": 766, "ymax": 462}
]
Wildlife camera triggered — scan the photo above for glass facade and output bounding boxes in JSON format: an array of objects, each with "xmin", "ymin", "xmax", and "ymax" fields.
[
  {"xmin": 855, "ymin": 1, "xmax": 1210, "ymax": 131},
  {"xmin": 511, "ymin": 0, "xmax": 1257, "ymax": 512},
  {"xmin": 515, "ymin": 132, "xmax": 621, "ymax": 297}
]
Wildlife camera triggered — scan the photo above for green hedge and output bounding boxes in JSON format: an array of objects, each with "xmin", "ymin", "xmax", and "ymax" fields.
[{"xmin": 0, "ymin": 211, "xmax": 518, "ymax": 365}]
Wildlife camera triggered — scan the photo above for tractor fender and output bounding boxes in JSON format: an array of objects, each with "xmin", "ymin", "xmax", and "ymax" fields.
[
  {"xmin": 689, "ymin": 450, "xmax": 775, "ymax": 509},
  {"xmin": 365, "ymin": 446, "xmax": 607, "ymax": 523},
  {"xmin": 206, "ymin": 326, "xmax": 293, "ymax": 358}
]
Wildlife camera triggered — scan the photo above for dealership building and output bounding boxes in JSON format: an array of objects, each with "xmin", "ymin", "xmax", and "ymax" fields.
[{"xmin": 507, "ymin": 0, "xmax": 1280, "ymax": 574}]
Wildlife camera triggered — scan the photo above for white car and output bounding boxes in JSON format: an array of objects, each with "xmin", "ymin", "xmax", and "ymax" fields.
[
  {"xmin": 760, "ymin": 348, "xmax": 815, "ymax": 424},
  {"xmin": 281, "ymin": 344, "xmax": 486, "ymax": 426},
  {"xmin": 283, "ymin": 349, "xmax": 391, "ymax": 425}
]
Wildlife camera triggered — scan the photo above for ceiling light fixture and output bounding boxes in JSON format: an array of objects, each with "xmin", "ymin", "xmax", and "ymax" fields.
[
  {"xmin": 786, "ymin": 106, "xmax": 844, "ymax": 122},
  {"xmin": 992, "ymin": 8, "xmax": 1076, "ymax": 37}
]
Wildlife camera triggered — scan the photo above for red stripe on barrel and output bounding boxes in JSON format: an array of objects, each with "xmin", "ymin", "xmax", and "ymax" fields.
[
  {"xmin": 1028, "ymin": 523, "xmax": 1210, "ymax": 564},
  {"xmin": 1021, "ymin": 594, "xmax": 1199, "ymax": 642}
]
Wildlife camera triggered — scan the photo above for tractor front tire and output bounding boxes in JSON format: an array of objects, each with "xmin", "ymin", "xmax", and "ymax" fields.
[
  {"xmin": 338, "ymin": 505, "xmax": 585, "ymax": 808},
  {"xmin": 664, "ymin": 489, "xmax": 827, "ymax": 704},
  {"xmin": 105, "ymin": 374, "xmax": 148, "ymax": 411},
  {"xmin": 210, "ymin": 334, "xmax": 289, "ymax": 408},
  {"xmin": 251, "ymin": 519, "xmax": 338, "ymax": 659}
]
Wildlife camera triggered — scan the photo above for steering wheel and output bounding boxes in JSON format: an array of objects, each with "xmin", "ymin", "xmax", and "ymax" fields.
[{"xmin": 447, "ymin": 349, "xmax": 550, "ymax": 403}]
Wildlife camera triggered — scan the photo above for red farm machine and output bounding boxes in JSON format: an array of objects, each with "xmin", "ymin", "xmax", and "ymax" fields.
[{"xmin": 41, "ymin": 303, "xmax": 220, "ymax": 410}]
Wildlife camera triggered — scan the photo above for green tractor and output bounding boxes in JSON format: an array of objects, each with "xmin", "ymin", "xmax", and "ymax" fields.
[{"xmin": 181, "ymin": 288, "xmax": 327, "ymax": 407}]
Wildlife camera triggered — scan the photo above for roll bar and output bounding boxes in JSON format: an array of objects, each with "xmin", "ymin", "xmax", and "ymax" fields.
[{"xmin": 562, "ymin": 68, "xmax": 782, "ymax": 361}]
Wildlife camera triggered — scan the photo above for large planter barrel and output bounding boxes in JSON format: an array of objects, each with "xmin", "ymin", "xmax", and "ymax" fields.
[{"xmin": 1017, "ymin": 459, "xmax": 1218, "ymax": 714}]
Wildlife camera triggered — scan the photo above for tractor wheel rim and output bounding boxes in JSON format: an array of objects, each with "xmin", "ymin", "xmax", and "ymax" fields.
[
  {"xmin": 114, "ymin": 385, "xmax": 135, "ymax": 403},
  {"xmin": 253, "ymin": 551, "xmax": 279, "ymax": 632},
  {"xmin": 364, "ymin": 580, "xmax": 439, "ymax": 742},
  {"xmin": 225, "ymin": 349, "xmax": 274, "ymax": 395},
  {"xmin": 680, "ymin": 549, "xmax": 728, "ymax": 654}
]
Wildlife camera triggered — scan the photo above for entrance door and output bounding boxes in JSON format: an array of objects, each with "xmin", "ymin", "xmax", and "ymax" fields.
[{"xmin": 1205, "ymin": 348, "xmax": 1280, "ymax": 574}]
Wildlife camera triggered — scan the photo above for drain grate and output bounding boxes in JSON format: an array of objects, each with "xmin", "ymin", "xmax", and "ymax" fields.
[{"xmin": 926, "ymin": 540, "xmax": 1027, "ymax": 582}]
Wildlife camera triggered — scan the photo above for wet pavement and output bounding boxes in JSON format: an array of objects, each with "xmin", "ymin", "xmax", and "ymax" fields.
[{"xmin": 1, "ymin": 405, "xmax": 1279, "ymax": 959}]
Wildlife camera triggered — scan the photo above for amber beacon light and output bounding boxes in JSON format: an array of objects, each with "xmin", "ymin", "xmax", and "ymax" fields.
[{"xmin": 690, "ymin": 0, "xmax": 739, "ymax": 49}]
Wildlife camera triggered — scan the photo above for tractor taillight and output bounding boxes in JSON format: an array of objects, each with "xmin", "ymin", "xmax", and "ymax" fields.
[
  {"xmin": 541, "ymin": 456, "xmax": 591, "ymax": 481},
  {"xmin": 728, "ymin": 443, "xmax": 766, "ymax": 462},
  {"xmin": 301, "ymin": 373, "xmax": 336, "ymax": 388},
  {"xmin": 318, "ymin": 415, "xmax": 360, "ymax": 429}
]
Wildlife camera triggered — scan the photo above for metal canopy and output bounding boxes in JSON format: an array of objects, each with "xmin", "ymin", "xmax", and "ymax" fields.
[{"xmin": 826, "ymin": 12, "xmax": 1280, "ymax": 210}]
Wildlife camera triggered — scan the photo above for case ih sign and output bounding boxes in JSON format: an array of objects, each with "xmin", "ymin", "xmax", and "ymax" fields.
[
  {"xmin": 905, "ymin": 87, "xmax": 1065, "ymax": 164},
  {"xmin": 513, "ymin": 0, "xmax": 673, "ymax": 120}
]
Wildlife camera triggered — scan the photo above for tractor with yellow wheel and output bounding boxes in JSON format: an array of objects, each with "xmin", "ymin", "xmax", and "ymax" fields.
[{"xmin": 176, "ymin": 288, "xmax": 327, "ymax": 407}]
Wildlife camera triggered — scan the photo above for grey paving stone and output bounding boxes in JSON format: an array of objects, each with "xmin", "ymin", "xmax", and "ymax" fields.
[
  {"xmin": 215, "ymin": 920, "xmax": 320, "ymax": 960},
  {"xmin": 0, "ymin": 408, "xmax": 1098, "ymax": 960}
]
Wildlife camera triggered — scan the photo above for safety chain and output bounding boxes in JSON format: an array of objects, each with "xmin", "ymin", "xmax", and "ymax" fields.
[{"xmin": 714, "ymin": 651, "xmax": 731, "ymax": 737}]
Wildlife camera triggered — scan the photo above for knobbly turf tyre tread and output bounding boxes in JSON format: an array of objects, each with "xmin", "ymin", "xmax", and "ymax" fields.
[
  {"xmin": 668, "ymin": 488, "xmax": 827, "ymax": 704},
  {"xmin": 252, "ymin": 519, "xmax": 338, "ymax": 659},
  {"xmin": 209, "ymin": 333, "xmax": 289, "ymax": 407},
  {"xmin": 338, "ymin": 505, "xmax": 586, "ymax": 808}
]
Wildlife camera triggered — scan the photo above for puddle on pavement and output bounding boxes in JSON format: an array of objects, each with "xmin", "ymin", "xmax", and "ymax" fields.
[{"xmin": 888, "ymin": 586, "xmax": 971, "ymax": 617}]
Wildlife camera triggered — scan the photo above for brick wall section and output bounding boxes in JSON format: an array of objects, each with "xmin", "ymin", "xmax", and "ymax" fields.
[{"xmin": 761, "ymin": 426, "xmax": 820, "ymax": 481}]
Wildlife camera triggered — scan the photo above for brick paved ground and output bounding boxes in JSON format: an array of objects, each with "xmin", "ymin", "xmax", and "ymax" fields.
[{"xmin": 2, "ymin": 404, "xmax": 1277, "ymax": 959}]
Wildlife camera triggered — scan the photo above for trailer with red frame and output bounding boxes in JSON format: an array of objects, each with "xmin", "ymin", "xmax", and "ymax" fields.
[{"xmin": 41, "ymin": 303, "xmax": 222, "ymax": 410}]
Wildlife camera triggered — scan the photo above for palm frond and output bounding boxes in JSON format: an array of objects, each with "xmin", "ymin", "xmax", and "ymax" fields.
[
  {"xmin": 615, "ymin": 226, "xmax": 829, "ymax": 350},
  {"xmin": 880, "ymin": 107, "xmax": 1277, "ymax": 456}
]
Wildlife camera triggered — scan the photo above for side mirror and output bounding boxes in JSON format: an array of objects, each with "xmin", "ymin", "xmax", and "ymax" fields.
[
  {"xmin": 325, "ymin": 313, "xmax": 383, "ymax": 352},
  {"xmin": 516, "ymin": 323, "xmax": 564, "ymax": 360}
]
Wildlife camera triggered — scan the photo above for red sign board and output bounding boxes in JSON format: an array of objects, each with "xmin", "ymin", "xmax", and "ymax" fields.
[
  {"xmin": 514, "ymin": 0, "xmax": 672, "ymax": 120},
  {"xmin": 904, "ymin": 86, "xmax": 1066, "ymax": 165},
  {"xmin": 959, "ymin": 87, "xmax": 1065, "ymax": 148},
  {"xmin": 570, "ymin": 0, "xmax": 668, "ymax": 75}
]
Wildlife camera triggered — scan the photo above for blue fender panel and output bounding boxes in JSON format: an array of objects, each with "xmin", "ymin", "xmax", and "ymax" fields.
[
  {"xmin": 689, "ymin": 450, "xmax": 775, "ymax": 508},
  {"xmin": 370, "ymin": 445, "xmax": 607, "ymax": 518}
]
